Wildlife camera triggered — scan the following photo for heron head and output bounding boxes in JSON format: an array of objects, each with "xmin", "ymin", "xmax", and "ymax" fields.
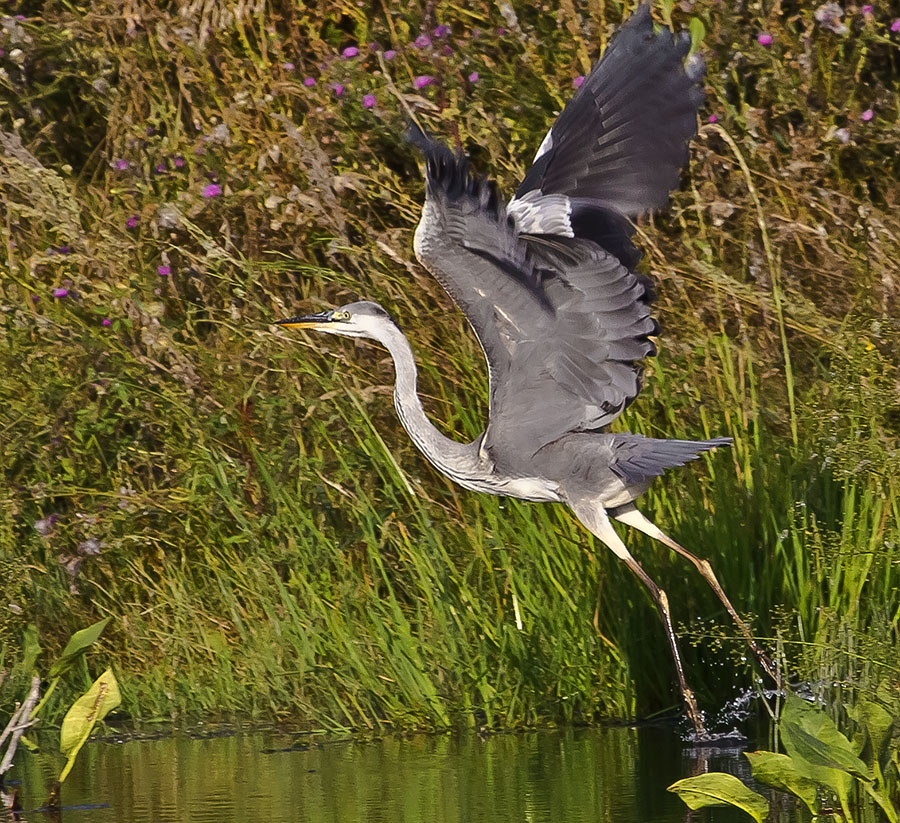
[{"xmin": 276, "ymin": 301, "xmax": 395, "ymax": 340}]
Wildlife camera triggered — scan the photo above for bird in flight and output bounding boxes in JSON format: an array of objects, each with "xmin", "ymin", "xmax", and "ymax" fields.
[{"xmin": 278, "ymin": 5, "xmax": 777, "ymax": 738}]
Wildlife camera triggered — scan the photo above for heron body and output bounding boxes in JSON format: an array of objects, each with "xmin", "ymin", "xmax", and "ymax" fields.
[{"xmin": 279, "ymin": 6, "xmax": 778, "ymax": 738}]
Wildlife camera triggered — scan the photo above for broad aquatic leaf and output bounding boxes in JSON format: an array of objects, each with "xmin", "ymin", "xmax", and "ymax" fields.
[
  {"xmin": 58, "ymin": 668, "xmax": 121, "ymax": 782},
  {"xmin": 668, "ymin": 773, "xmax": 769, "ymax": 823},
  {"xmin": 860, "ymin": 700, "xmax": 894, "ymax": 765},
  {"xmin": 745, "ymin": 750, "xmax": 819, "ymax": 814},
  {"xmin": 782, "ymin": 694, "xmax": 870, "ymax": 781},
  {"xmin": 49, "ymin": 616, "xmax": 112, "ymax": 678}
]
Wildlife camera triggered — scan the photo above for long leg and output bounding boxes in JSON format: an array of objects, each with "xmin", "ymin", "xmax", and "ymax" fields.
[
  {"xmin": 611, "ymin": 503, "xmax": 779, "ymax": 684},
  {"xmin": 569, "ymin": 499, "xmax": 707, "ymax": 738}
]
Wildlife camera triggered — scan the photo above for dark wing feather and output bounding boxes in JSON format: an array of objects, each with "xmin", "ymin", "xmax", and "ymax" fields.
[
  {"xmin": 508, "ymin": 3, "xmax": 704, "ymax": 266},
  {"xmin": 609, "ymin": 435, "xmax": 733, "ymax": 485},
  {"xmin": 409, "ymin": 127, "xmax": 657, "ymax": 465}
]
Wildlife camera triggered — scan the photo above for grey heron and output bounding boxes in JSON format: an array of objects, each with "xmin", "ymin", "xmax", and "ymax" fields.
[{"xmin": 278, "ymin": 6, "xmax": 777, "ymax": 737}]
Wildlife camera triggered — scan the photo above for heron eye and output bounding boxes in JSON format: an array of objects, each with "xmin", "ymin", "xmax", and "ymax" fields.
[{"xmin": 332, "ymin": 310, "xmax": 351, "ymax": 321}]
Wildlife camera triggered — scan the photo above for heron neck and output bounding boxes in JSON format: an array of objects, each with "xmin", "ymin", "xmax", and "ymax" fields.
[{"xmin": 377, "ymin": 324, "xmax": 481, "ymax": 478}]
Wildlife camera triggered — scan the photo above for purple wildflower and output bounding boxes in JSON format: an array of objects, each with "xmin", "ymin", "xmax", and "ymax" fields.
[
  {"xmin": 53, "ymin": 288, "xmax": 69, "ymax": 298},
  {"xmin": 158, "ymin": 265, "xmax": 172, "ymax": 276},
  {"xmin": 757, "ymin": 32, "xmax": 773, "ymax": 45},
  {"xmin": 861, "ymin": 4, "xmax": 873, "ymax": 14},
  {"xmin": 414, "ymin": 75, "xmax": 435, "ymax": 89},
  {"xmin": 102, "ymin": 317, "xmax": 112, "ymax": 327},
  {"xmin": 861, "ymin": 108, "xmax": 874, "ymax": 121},
  {"xmin": 283, "ymin": 61, "xmax": 295, "ymax": 70},
  {"xmin": 363, "ymin": 93, "xmax": 376, "ymax": 109},
  {"xmin": 497, "ymin": 27, "xmax": 507, "ymax": 36},
  {"xmin": 31, "ymin": 294, "xmax": 39, "ymax": 303},
  {"xmin": 414, "ymin": 34, "xmax": 431, "ymax": 48},
  {"xmin": 126, "ymin": 214, "xmax": 140, "ymax": 228},
  {"xmin": 202, "ymin": 183, "xmax": 222, "ymax": 197},
  {"xmin": 468, "ymin": 71, "xmax": 479, "ymax": 83},
  {"xmin": 708, "ymin": 113, "xmax": 718, "ymax": 123},
  {"xmin": 892, "ymin": 18, "xmax": 900, "ymax": 31},
  {"xmin": 573, "ymin": 75, "xmax": 585, "ymax": 88},
  {"xmin": 303, "ymin": 76, "xmax": 316, "ymax": 87},
  {"xmin": 155, "ymin": 163, "xmax": 166, "ymax": 173},
  {"xmin": 433, "ymin": 24, "xmax": 451, "ymax": 38},
  {"xmin": 114, "ymin": 159, "xmax": 129, "ymax": 170},
  {"xmin": 174, "ymin": 156, "xmax": 185, "ymax": 168},
  {"xmin": 383, "ymin": 49, "xmax": 397, "ymax": 60},
  {"xmin": 342, "ymin": 46, "xmax": 359, "ymax": 58},
  {"xmin": 58, "ymin": 245, "xmax": 72, "ymax": 254},
  {"xmin": 333, "ymin": 83, "xmax": 344, "ymax": 97}
]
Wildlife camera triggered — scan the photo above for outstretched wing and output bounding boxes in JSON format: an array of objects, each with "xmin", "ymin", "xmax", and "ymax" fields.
[
  {"xmin": 409, "ymin": 127, "xmax": 655, "ymax": 464},
  {"xmin": 408, "ymin": 6, "xmax": 703, "ymax": 467},
  {"xmin": 508, "ymin": 4, "xmax": 704, "ymax": 268}
]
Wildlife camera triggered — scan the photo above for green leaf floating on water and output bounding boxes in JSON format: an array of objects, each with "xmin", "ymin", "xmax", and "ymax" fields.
[
  {"xmin": 667, "ymin": 772, "xmax": 769, "ymax": 823},
  {"xmin": 59, "ymin": 668, "xmax": 121, "ymax": 782},
  {"xmin": 745, "ymin": 750, "xmax": 819, "ymax": 814},
  {"xmin": 781, "ymin": 693, "xmax": 871, "ymax": 782},
  {"xmin": 49, "ymin": 616, "xmax": 112, "ymax": 678}
]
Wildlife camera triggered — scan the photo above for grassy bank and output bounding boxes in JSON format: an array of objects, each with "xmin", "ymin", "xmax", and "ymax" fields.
[{"xmin": 1, "ymin": 0, "xmax": 899, "ymax": 729}]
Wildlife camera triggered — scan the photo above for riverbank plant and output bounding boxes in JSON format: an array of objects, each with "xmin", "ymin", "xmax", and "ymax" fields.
[{"xmin": 1, "ymin": 0, "xmax": 898, "ymax": 729}]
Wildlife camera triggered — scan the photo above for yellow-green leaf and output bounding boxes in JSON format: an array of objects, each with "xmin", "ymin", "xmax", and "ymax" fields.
[
  {"xmin": 49, "ymin": 617, "xmax": 112, "ymax": 678},
  {"xmin": 668, "ymin": 772, "xmax": 769, "ymax": 823},
  {"xmin": 745, "ymin": 750, "xmax": 819, "ymax": 814},
  {"xmin": 58, "ymin": 668, "xmax": 121, "ymax": 782},
  {"xmin": 689, "ymin": 17, "xmax": 706, "ymax": 54}
]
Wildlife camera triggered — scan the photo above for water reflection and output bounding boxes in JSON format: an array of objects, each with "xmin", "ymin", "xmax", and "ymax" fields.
[{"xmin": 11, "ymin": 726, "xmax": 794, "ymax": 823}]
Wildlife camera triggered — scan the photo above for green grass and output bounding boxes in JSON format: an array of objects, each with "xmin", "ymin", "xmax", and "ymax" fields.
[{"xmin": 1, "ymin": 0, "xmax": 899, "ymax": 729}]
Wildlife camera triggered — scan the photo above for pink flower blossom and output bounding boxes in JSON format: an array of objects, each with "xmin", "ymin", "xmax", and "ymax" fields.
[
  {"xmin": 174, "ymin": 157, "xmax": 185, "ymax": 168},
  {"xmin": 573, "ymin": 75, "xmax": 585, "ymax": 88},
  {"xmin": 102, "ymin": 318, "xmax": 112, "ymax": 327},
  {"xmin": 708, "ymin": 114, "xmax": 718, "ymax": 123},
  {"xmin": 757, "ymin": 32, "xmax": 773, "ymax": 45},
  {"xmin": 333, "ymin": 83, "xmax": 344, "ymax": 97},
  {"xmin": 158, "ymin": 265, "xmax": 171, "ymax": 276},
  {"xmin": 283, "ymin": 61, "xmax": 295, "ymax": 70},
  {"xmin": 468, "ymin": 71, "xmax": 479, "ymax": 82},
  {"xmin": 126, "ymin": 214, "xmax": 140, "ymax": 228},
  {"xmin": 53, "ymin": 288, "xmax": 68, "ymax": 298},
  {"xmin": 363, "ymin": 93, "xmax": 376, "ymax": 108},
  {"xmin": 892, "ymin": 18, "xmax": 900, "ymax": 31},
  {"xmin": 861, "ymin": 4, "xmax": 873, "ymax": 14},
  {"xmin": 342, "ymin": 46, "xmax": 359, "ymax": 58},
  {"xmin": 114, "ymin": 159, "xmax": 129, "ymax": 170},
  {"xmin": 433, "ymin": 24, "xmax": 450, "ymax": 38},
  {"xmin": 303, "ymin": 76, "xmax": 316, "ymax": 86},
  {"xmin": 383, "ymin": 49, "xmax": 397, "ymax": 59},
  {"xmin": 202, "ymin": 183, "xmax": 222, "ymax": 197},
  {"xmin": 861, "ymin": 108, "xmax": 874, "ymax": 121},
  {"xmin": 414, "ymin": 34, "xmax": 431, "ymax": 48},
  {"xmin": 414, "ymin": 75, "xmax": 434, "ymax": 89}
]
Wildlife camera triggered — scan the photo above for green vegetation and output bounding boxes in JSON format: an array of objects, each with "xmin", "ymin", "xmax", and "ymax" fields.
[
  {"xmin": 1, "ymin": 0, "xmax": 898, "ymax": 730},
  {"xmin": 1, "ymin": 618, "xmax": 119, "ymax": 808},
  {"xmin": 669, "ymin": 692, "xmax": 900, "ymax": 822}
]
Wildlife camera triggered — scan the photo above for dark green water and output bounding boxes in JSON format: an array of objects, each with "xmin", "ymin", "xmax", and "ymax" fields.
[{"xmin": 10, "ymin": 726, "xmax": 795, "ymax": 822}]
